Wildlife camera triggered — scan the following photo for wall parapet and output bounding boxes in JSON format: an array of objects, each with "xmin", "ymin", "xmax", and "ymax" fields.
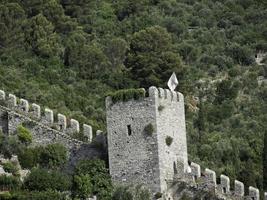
[
  {"xmin": 0, "ymin": 90, "xmax": 98, "ymax": 144},
  {"xmin": 183, "ymin": 162, "xmax": 263, "ymax": 200}
]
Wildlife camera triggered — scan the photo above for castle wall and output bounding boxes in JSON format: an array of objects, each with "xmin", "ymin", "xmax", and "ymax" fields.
[
  {"xmin": 106, "ymin": 90, "xmax": 162, "ymax": 193},
  {"xmin": 0, "ymin": 90, "xmax": 106, "ymax": 170},
  {"xmin": 154, "ymin": 87, "xmax": 188, "ymax": 192}
]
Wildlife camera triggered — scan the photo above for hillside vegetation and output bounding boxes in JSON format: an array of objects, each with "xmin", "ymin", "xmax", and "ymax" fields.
[{"xmin": 0, "ymin": 0, "xmax": 267, "ymax": 194}]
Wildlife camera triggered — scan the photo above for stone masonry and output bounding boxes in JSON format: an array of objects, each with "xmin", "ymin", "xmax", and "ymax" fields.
[{"xmin": 106, "ymin": 86, "xmax": 188, "ymax": 195}]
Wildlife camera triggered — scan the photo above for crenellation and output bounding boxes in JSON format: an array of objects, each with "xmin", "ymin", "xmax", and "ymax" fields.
[
  {"xmin": 204, "ymin": 168, "xmax": 216, "ymax": 187},
  {"xmin": 220, "ymin": 174, "xmax": 230, "ymax": 194},
  {"xmin": 44, "ymin": 108, "xmax": 54, "ymax": 125},
  {"xmin": 164, "ymin": 89, "xmax": 171, "ymax": 100},
  {"xmin": 31, "ymin": 103, "xmax": 41, "ymax": 119},
  {"xmin": 264, "ymin": 192, "xmax": 267, "ymax": 200},
  {"xmin": 70, "ymin": 119, "xmax": 80, "ymax": 133},
  {"xmin": 19, "ymin": 99, "xmax": 29, "ymax": 113},
  {"xmin": 8, "ymin": 94, "xmax": 17, "ymax": 108},
  {"xmin": 148, "ymin": 86, "xmax": 158, "ymax": 97},
  {"xmin": 190, "ymin": 162, "xmax": 201, "ymax": 179},
  {"xmin": 58, "ymin": 113, "xmax": 67, "ymax": 131},
  {"xmin": 158, "ymin": 87, "xmax": 165, "ymax": 98},
  {"xmin": 0, "ymin": 90, "xmax": 5, "ymax": 101},
  {"xmin": 177, "ymin": 92, "xmax": 184, "ymax": 102},
  {"xmin": 171, "ymin": 91, "xmax": 178, "ymax": 101},
  {"xmin": 234, "ymin": 180, "xmax": 244, "ymax": 197},
  {"xmin": 249, "ymin": 186, "xmax": 260, "ymax": 200},
  {"xmin": 83, "ymin": 124, "xmax": 93, "ymax": 142}
]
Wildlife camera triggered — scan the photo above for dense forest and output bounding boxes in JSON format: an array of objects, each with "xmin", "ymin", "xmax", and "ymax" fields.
[{"xmin": 0, "ymin": 0, "xmax": 267, "ymax": 198}]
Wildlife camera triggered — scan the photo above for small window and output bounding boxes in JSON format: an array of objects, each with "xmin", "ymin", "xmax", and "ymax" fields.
[
  {"xmin": 127, "ymin": 125, "xmax": 132, "ymax": 136},
  {"xmin": 223, "ymin": 187, "xmax": 226, "ymax": 193}
]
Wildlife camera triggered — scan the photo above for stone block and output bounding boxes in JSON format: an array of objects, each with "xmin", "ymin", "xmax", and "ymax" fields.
[
  {"xmin": 8, "ymin": 94, "xmax": 16, "ymax": 108},
  {"xmin": 249, "ymin": 186, "xmax": 259, "ymax": 200},
  {"xmin": 58, "ymin": 113, "xmax": 67, "ymax": 131},
  {"xmin": 44, "ymin": 108, "xmax": 54, "ymax": 124},
  {"xmin": 83, "ymin": 124, "xmax": 93, "ymax": 142},
  {"xmin": 220, "ymin": 174, "xmax": 230, "ymax": 194},
  {"xmin": 234, "ymin": 180, "xmax": 244, "ymax": 196},
  {"xmin": 70, "ymin": 119, "xmax": 80, "ymax": 133},
  {"xmin": 204, "ymin": 168, "xmax": 216, "ymax": 187},
  {"xmin": 190, "ymin": 162, "xmax": 201, "ymax": 179},
  {"xmin": 19, "ymin": 99, "xmax": 29, "ymax": 113},
  {"xmin": 0, "ymin": 90, "xmax": 5, "ymax": 101},
  {"xmin": 32, "ymin": 103, "xmax": 41, "ymax": 119}
]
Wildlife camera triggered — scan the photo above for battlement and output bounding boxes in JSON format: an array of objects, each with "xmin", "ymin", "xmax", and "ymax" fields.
[
  {"xmin": 106, "ymin": 86, "xmax": 184, "ymax": 108},
  {"xmin": 0, "ymin": 89, "xmax": 102, "ymax": 143},
  {"xmin": 183, "ymin": 162, "xmax": 264, "ymax": 200}
]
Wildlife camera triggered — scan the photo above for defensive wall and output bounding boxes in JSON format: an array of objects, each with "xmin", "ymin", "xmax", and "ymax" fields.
[{"xmin": 0, "ymin": 90, "xmax": 107, "ymax": 169}]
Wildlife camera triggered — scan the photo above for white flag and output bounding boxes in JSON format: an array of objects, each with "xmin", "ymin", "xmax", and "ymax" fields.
[{"xmin": 167, "ymin": 72, "xmax": 178, "ymax": 91}]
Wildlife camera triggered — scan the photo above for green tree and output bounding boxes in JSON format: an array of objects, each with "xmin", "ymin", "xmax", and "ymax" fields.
[
  {"xmin": 25, "ymin": 14, "xmax": 63, "ymax": 58},
  {"xmin": 73, "ymin": 174, "xmax": 93, "ymax": 200},
  {"xmin": 24, "ymin": 168, "xmax": 71, "ymax": 192},
  {"xmin": 74, "ymin": 159, "xmax": 113, "ymax": 200},
  {"xmin": 126, "ymin": 26, "xmax": 183, "ymax": 88},
  {"xmin": 39, "ymin": 143, "xmax": 67, "ymax": 169}
]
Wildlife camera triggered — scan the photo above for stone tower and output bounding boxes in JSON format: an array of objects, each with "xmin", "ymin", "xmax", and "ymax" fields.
[{"xmin": 106, "ymin": 86, "xmax": 188, "ymax": 195}]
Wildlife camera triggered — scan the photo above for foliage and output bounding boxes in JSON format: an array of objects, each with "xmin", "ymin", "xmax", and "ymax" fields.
[
  {"xmin": 108, "ymin": 89, "xmax": 145, "ymax": 103},
  {"xmin": 165, "ymin": 136, "xmax": 173, "ymax": 146},
  {"xmin": 9, "ymin": 190, "xmax": 65, "ymax": 200},
  {"xmin": 0, "ymin": 175, "xmax": 21, "ymax": 191},
  {"xmin": 72, "ymin": 174, "xmax": 93, "ymax": 199},
  {"xmin": 144, "ymin": 123, "xmax": 154, "ymax": 136},
  {"xmin": 112, "ymin": 185, "xmax": 151, "ymax": 200},
  {"xmin": 39, "ymin": 143, "xmax": 67, "ymax": 169},
  {"xmin": 74, "ymin": 159, "xmax": 112, "ymax": 200},
  {"xmin": 24, "ymin": 168, "xmax": 71, "ymax": 192},
  {"xmin": 2, "ymin": 162, "xmax": 19, "ymax": 176},
  {"xmin": 17, "ymin": 125, "xmax": 32, "ymax": 144},
  {"xmin": 18, "ymin": 144, "xmax": 67, "ymax": 169}
]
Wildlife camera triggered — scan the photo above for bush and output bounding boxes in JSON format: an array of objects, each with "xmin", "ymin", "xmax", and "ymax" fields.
[
  {"xmin": 0, "ymin": 192, "xmax": 11, "ymax": 200},
  {"xmin": 2, "ymin": 162, "xmax": 19, "ymax": 175},
  {"xmin": 10, "ymin": 190, "xmax": 65, "ymax": 200},
  {"xmin": 144, "ymin": 123, "xmax": 154, "ymax": 136},
  {"xmin": 39, "ymin": 143, "xmax": 67, "ymax": 169},
  {"xmin": 0, "ymin": 175, "xmax": 21, "ymax": 191},
  {"xmin": 108, "ymin": 89, "xmax": 145, "ymax": 104},
  {"xmin": 24, "ymin": 168, "xmax": 71, "ymax": 192},
  {"xmin": 74, "ymin": 159, "xmax": 113, "ymax": 200},
  {"xmin": 165, "ymin": 136, "xmax": 173, "ymax": 146},
  {"xmin": 18, "ymin": 147, "xmax": 42, "ymax": 169},
  {"xmin": 17, "ymin": 125, "xmax": 32, "ymax": 144}
]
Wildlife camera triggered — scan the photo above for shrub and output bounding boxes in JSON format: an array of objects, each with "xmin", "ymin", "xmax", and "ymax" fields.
[
  {"xmin": 3, "ymin": 162, "xmax": 18, "ymax": 175},
  {"xmin": 154, "ymin": 192, "xmax": 162, "ymax": 199},
  {"xmin": 18, "ymin": 147, "xmax": 43, "ymax": 169},
  {"xmin": 158, "ymin": 105, "xmax": 165, "ymax": 112},
  {"xmin": 165, "ymin": 136, "xmax": 173, "ymax": 146},
  {"xmin": 17, "ymin": 125, "xmax": 32, "ymax": 144},
  {"xmin": 144, "ymin": 123, "xmax": 154, "ymax": 136},
  {"xmin": 39, "ymin": 143, "xmax": 67, "ymax": 169},
  {"xmin": 74, "ymin": 159, "xmax": 113, "ymax": 200},
  {"xmin": 0, "ymin": 175, "xmax": 21, "ymax": 191},
  {"xmin": 24, "ymin": 168, "xmax": 71, "ymax": 192},
  {"xmin": 10, "ymin": 190, "xmax": 65, "ymax": 200},
  {"xmin": 108, "ymin": 89, "xmax": 145, "ymax": 104}
]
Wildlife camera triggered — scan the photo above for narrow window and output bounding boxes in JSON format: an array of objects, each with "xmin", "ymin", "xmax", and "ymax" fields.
[
  {"xmin": 223, "ymin": 187, "xmax": 226, "ymax": 193},
  {"xmin": 173, "ymin": 162, "xmax": 177, "ymax": 174},
  {"xmin": 127, "ymin": 125, "xmax": 132, "ymax": 136}
]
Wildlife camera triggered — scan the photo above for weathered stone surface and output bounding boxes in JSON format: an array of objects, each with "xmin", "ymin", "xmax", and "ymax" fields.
[
  {"xmin": 19, "ymin": 99, "xmax": 29, "ymax": 113},
  {"xmin": 106, "ymin": 86, "xmax": 188, "ymax": 194},
  {"xmin": 0, "ymin": 90, "xmax": 5, "ymax": 101},
  {"xmin": 8, "ymin": 94, "xmax": 16, "ymax": 109},
  {"xmin": 32, "ymin": 103, "xmax": 41, "ymax": 119},
  {"xmin": 58, "ymin": 113, "xmax": 67, "ymax": 131},
  {"xmin": 234, "ymin": 180, "xmax": 244, "ymax": 197},
  {"xmin": 204, "ymin": 168, "xmax": 216, "ymax": 187},
  {"xmin": 190, "ymin": 162, "xmax": 201, "ymax": 178},
  {"xmin": 83, "ymin": 124, "xmax": 93, "ymax": 142},
  {"xmin": 220, "ymin": 174, "xmax": 230, "ymax": 194},
  {"xmin": 249, "ymin": 186, "xmax": 260, "ymax": 200}
]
